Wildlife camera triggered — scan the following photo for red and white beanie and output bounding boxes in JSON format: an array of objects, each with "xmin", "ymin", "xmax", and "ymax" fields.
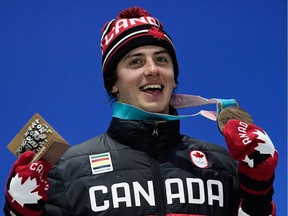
[{"xmin": 100, "ymin": 7, "xmax": 179, "ymax": 91}]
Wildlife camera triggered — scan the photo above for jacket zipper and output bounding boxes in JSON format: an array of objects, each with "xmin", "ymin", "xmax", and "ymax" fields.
[
  {"xmin": 152, "ymin": 127, "xmax": 159, "ymax": 137},
  {"xmin": 150, "ymin": 123, "xmax": 166, "ymax": 216}
]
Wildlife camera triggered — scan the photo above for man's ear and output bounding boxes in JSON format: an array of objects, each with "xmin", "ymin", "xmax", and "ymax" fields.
[{"xmin": 111, "ymin": 85, "xmax": 118, "ymax": 93}]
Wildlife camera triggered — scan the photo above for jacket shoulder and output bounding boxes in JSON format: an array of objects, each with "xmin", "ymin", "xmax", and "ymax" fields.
[
  {"xmin": 62, "ymin": 134, "xmax": 109, "ymax": 159},
  {"xmin": 182, "ymin": 135, "xmax": 230, "ymax": 156},
  {"xmin": 48, "ymin": 133, "xmax": 112, "ymax": 180}
]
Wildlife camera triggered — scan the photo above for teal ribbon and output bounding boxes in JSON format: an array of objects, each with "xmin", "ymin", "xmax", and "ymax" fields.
[
  {"xmin": 113, "ymin": 98, "xmax": 237, "ymax": 121},
  {"xmin": 217, "ymin": 99, "xmax": 238, "ymax": 114},
  {"xmin": 112, "ymin": 102, "xmax": 188, "ymax": 121}
]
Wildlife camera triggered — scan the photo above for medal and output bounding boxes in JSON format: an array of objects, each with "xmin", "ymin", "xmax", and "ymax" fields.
[{"xmin": 217, "ymin": 105, "xmax": 253, "ymax": 134}]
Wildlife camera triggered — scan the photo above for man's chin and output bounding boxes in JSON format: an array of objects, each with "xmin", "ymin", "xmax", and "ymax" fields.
[{"xmin": 139, "ymin": 103, "xmax": 169, "ymax": 114}]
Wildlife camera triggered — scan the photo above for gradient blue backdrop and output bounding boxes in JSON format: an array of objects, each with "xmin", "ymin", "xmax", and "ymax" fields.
[{"xmin": 0, "ymin": 0, "xmax": 287, "ymax": 214}]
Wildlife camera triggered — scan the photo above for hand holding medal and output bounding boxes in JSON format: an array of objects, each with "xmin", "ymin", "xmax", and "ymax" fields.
[{"xmin": 218, "ymin": 102, "xmax": 277, "ymax": 216}]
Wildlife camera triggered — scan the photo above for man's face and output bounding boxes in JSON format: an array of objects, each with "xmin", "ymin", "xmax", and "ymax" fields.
[{"xmin": 112, "ymin": 45, "xmax": 176, "ymax": 114}]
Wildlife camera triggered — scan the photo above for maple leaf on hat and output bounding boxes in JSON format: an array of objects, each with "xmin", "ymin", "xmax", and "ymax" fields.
[
  {"xmin": 8, "ymin": 173, "xmax": 42, "ymax": 207},
  {"xmin": 148, "ymin": 26, "xmax": 165, "ymax": 40}
]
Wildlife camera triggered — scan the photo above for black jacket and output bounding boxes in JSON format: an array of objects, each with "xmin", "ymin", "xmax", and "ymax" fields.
[{"xmin": 45, "ymin": 117, "xmax": 240, "ymax": 215}]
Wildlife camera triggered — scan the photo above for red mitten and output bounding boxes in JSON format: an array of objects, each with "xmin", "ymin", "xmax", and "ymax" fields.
[
  {"xmin": 4, "ymin": 151, "xmax": 51, "ymax": 216},
  {"xmin": 223, "ymin": 120, "xmax": 278, "ymax": 216}
]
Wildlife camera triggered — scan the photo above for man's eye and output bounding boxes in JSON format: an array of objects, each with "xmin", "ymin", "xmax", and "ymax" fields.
[
  {"xmin": 128, "ymin": 59, "xmax": 142, "ymax": 65},
  {"xmin": 157, "ymin": 57, "xmax": 168, "ymax": 63}
]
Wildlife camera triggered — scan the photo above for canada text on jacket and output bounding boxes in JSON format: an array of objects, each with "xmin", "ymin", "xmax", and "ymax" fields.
[{"xmin": 89, "ymin": 177, "xmax": 224, "ymax": 212}]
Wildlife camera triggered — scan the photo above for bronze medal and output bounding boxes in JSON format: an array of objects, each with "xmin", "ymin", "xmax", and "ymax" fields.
[{"xmin": 217, "ymin": 106, "xmax": 253, "ymax": 134}]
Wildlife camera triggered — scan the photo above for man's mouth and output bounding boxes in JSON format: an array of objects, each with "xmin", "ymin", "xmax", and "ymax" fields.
[{"xmin": 140, "ymin": 84, "xmax": 163, "ymax": 94}]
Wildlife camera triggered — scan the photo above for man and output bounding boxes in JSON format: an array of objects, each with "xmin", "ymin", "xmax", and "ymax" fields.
[{"xmin": 4, "ymin": 6, "xmax": 277, "ymax": 216}]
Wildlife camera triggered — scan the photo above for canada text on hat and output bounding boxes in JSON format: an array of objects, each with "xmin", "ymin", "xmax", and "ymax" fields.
[{"xmin": 101, "ymin": 16, "xmax": 162, "ymax": 54}]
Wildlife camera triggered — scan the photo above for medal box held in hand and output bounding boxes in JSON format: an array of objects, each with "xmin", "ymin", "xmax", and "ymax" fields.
[{"xmin": 7, "ymin": 113, "xmax": 70, "ymax": 166}]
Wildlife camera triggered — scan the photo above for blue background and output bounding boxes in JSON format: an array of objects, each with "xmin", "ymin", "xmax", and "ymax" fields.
[{"xmin": 0, "ymin": 0, "xmax": 286, "ymax": 214}]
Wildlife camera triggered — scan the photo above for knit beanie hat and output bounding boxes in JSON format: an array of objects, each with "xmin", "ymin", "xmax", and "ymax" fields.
[{"xmin": 100, "ymin": 6, "xmax": 179, "ymax": 94}]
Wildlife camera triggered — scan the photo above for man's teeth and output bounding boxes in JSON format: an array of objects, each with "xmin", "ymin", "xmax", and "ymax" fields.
[{"xmin": 141, "ymin": 84, "xmax": 162, "ymax": 90}]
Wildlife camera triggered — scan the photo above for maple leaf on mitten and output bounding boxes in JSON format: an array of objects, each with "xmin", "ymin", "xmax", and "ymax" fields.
[
  {"xmin": 223, "ymin": 120, "xmax": 278, "ymax": 215},
  {"xmin": 8, "ymin": 174, "xmax": 43, "ymax": 207},
  {"xmin": 4, "ymin": 151, "xmax": 51, "ymax": 216}
]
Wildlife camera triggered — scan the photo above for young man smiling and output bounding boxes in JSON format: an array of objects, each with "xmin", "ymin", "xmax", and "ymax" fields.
[
  {"xmin": 4, "ymin": 6, "xmax": 277, "ymax": 216},
  {"xmin": 112, "ymin": 45, "xmax": 176, "ymax": 114}
]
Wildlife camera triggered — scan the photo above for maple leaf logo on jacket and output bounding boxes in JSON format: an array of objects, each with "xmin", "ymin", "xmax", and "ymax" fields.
[
  {"xmin": 190, "ymin": 150, "xmax": 208, "ymax": 168},
  {"xmin": 8, "ymin": 173, "xmax": 42, "ymax": 207}
]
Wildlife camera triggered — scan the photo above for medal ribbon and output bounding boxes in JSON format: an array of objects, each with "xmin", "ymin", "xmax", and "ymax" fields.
[{"xmin": 112, "ymin": 94, "xmax": 237, "ymax": 121}]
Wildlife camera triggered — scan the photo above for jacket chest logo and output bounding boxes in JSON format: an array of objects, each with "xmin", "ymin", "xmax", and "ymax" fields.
[
  {"xmin": 190, "ymin": 150, "xmax": 208, "ymax": 168},
  {"xmin": 89, "ymin": 152, "xmax": 113, "ymax": 174}
]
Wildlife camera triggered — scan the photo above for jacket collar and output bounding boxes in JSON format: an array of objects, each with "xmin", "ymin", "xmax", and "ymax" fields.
[{"xmin": 107, "ymin": 106, "xmax": 181, "ymax": 151}]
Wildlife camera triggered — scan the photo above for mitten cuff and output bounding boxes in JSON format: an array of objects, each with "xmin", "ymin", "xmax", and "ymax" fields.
[
  {"xmin": 241, "ymin": 197, "xmax": 275, "ymax": 216},
  {"xmin": 5, "ymin": 191, "xmax": 44, "ymax": 216},
  {"xmin": 239, "ymin": 173, "xmax": 274, "ymax": 196}
]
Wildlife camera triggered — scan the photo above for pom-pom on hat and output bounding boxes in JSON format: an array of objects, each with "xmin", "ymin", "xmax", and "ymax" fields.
[{"xmin": 100, "ymin": 7, "xmax": 179, "ymax": 94}]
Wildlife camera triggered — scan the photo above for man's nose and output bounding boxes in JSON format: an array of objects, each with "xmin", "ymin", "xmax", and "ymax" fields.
[{"xmin": 144, "ymin": 59, "xmax": 159, "ymax": 76}]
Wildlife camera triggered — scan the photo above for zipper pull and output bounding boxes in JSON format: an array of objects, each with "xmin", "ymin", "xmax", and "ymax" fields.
[{"xmin": 152, "ymin": 127, "xmax": 159, "ymax": 137}]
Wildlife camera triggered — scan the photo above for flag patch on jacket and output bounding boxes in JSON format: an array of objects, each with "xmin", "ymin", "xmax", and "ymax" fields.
[{"xmin": 89, "ymin": 152, "xmax": 113, "ymax": 174}]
